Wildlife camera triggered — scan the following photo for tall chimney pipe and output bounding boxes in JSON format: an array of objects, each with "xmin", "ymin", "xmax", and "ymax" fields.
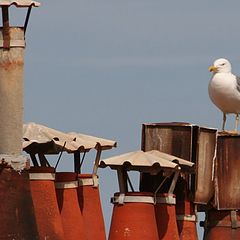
[{"xmin": 0, "ymin": 1, "xmax": 40, "ymax": 169}]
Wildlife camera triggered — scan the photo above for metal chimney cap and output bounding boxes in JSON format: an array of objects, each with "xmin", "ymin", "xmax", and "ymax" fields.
[{"xmin": 0, "ymin": 0, "xmax": 40, "ymax": 7}]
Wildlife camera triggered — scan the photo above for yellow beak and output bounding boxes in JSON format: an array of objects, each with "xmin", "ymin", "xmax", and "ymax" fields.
[{"xmin": 208, "ymin": 65, "xmax": 218, "ymax": 72}]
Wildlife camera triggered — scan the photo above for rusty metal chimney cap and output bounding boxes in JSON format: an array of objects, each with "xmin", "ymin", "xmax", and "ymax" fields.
[{"xmin": 0, "ymin": 0, "xmax": 40, "ymax": 7}]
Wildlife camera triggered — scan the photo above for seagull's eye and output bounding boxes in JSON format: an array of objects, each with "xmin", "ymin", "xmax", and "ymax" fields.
[{"xmin": 221, "ymin": 63, "xmax": 225, "ymax": 66}]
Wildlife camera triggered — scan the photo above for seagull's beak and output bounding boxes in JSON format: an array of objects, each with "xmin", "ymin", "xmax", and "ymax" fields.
[{"xmin": 208, "ymin": 65, "xmax": 218, "ymax": 73}]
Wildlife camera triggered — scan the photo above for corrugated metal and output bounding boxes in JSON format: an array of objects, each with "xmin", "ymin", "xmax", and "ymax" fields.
[
  {"xmin": 68, "ymin": 132, "xmax": 117, "ymax": 150},
  {"xmin": 194, "ymin": 127, "xmax": 217, "ymax": 204},
  {"xmin": 148, "ymin": 150, "xmax": 194, "ymax": 171},
  {"xmin": 0, "ymin": 0, "xmax": 40, "ymax": 7},
  {"xmin": 214, "ymin": 133, "xmax": 240, "ymax": 210},
  {"xmin": 23, "ymin": 122, "xmax": 116, "ymax": 154},
  {"xmin": 99, "ymin": 150, "xmax": 185, "ymax": 174},
  {"xmin": 100, "ymin": 150, "xmax": 194, "ymax": 174}
]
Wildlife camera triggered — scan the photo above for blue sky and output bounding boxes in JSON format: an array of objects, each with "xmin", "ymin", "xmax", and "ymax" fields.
[{"xmin": 12, "ymin": 0, "xmax": 240, "ymax": 238}]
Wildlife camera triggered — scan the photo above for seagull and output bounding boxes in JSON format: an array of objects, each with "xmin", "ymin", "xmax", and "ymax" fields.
[{"xmin": 208, "ymin": 58, "xmax": 240, "ymax": 132}]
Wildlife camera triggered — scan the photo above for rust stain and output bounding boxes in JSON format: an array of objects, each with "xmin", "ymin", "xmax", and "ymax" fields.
[
  {"xmin": 140, "ymin": 123, "xmax": 194, "ymax": 194},
  {"xmin": 0, "ymin": 61, "xmax": 24, "ymax": 70},
  {"xmin": 215, "ymin": 135, "xmax": 240, "ymax": 209},
  {"xmin": 194, "ymin": 128, "xmax": 217, "ymax": 204}
]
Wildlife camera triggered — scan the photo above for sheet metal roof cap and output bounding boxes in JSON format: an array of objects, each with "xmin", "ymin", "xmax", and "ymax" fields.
[
  {"xmin": 99, "ymin": 150, "xmax": 180, "ymax": 171},
  {"xmin": 0, "ymin": 0, "xmax": 40, "ymax": 7},
  {"xmin": 68, "ymin": 132, "xmax": 117, "ymax": 150},
  {"xmin": 23, "ymin": 122, "xmax": 96, "ymax": 154},
  {"xmin": 147, "ymin": 150, "xmax": 194, "ymax": 168}
]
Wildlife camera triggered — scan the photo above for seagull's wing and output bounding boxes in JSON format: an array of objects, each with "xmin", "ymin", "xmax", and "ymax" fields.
[{"xmin": 236, "ymin": 75, "xmax": 240, "ymax": 92}]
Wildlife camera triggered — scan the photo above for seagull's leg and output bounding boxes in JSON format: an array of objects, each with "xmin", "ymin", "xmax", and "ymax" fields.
[
  {"xmin": 234, "ymin": 113, "xmax": 239, "ymax": 132},
  {"xmin": 222, "ymin": 113, "xmax": 226, "ymax": 131}
]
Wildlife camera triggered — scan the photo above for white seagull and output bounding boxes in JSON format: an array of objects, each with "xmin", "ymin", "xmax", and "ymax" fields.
[{"xmin": 208, "ymin": 58, "xmax": 240, "ymax": 132}]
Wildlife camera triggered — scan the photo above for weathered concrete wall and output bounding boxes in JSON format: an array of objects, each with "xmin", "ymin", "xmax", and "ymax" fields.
[{"xmin": 0, "ymin": 27, "xmax": 25, "ymax": 155}]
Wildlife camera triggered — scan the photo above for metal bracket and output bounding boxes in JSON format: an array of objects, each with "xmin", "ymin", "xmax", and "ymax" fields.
[
  {"xmin": 78, "ymin": 176, "xmax": 99, "ymax": 187},
  {"xmin": 111, "ymin": 194, "xmax": 155, "ymax": 205},
  {"xmin": 117, "ymin": 168, "xmax": 128, "ymax": 193},
  {"xmin": 92, "ymin": 144, "xmax": 102, "ymax": 176},
  {"xmin": 231, "ymin": 210, "xmax": 238, "ymax": 229},
  {"xmin": 24, "ymin": 6, "xmax": 32, "ymax": 35},
  {"xmin": 92, "ymin": 174, "xmax": 99, "ymax": 188},
  {"xmin": 2, "ymin": 6, "xmax": 10, "ymax": 49},
  {"xmin": 168, "ymin": 169, "xmax": 180, "ymax": 195},
  {"xmin": 29, "ymin": 173, "xmax": 55, "ymax": 181},
  {"xmin": 155, "ymin": 194, "xmax": 176, "ymax": 205},
  {"xmin": 176, "ymin": 214, "xmax": 197, "ymax": 222},
  {"xmin": 55, "ymin": 180, "xmax": 78, "ymax": 189}
]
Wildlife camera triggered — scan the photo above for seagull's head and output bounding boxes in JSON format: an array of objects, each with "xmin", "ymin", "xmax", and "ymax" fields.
[{"xmin": 209, "ymin": 58, "xmax": 232, "ymax": 74}]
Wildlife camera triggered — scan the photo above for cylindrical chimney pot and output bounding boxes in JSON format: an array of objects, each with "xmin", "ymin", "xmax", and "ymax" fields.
[
  {"xmin": 78, "ymin": 173, "xmax": 106, "ymax": 240},
  {"xmin": 204, "ymin": 209, "xmax": 240, "ymax": 240},
  {"xmin": 176, "ymin": 198, "xmax": 198, "ymax": 240},
  {"xmin": 29, "ymin": 167, "xmax": 65, "ymax": 240},
  {"xmin": 109, "ymin": 192, "xmax": 159, "ymax": 240},
  {"xmin": 155, "ymin": 193, "xmax": 180, "ymax": 240},
  {"xmin": 55, "ymin": 172, "xmax": 86, "ymax": 240}
]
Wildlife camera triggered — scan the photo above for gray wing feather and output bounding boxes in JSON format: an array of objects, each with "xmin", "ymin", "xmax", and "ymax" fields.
[{"xmin": 236, "ymin": 76, "xmax": 240, "ymax": 93}]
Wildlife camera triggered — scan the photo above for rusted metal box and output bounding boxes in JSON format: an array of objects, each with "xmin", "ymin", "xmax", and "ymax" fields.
[
  {"xmin": 194, "ymin": 127, "xmax": 217, "ymax": 205},
  {"xmin": 214, "ymin": 133, "xmax": 240, "ymax": 210},
  {"xmin": 142, "ymin": 122, "xmax": 194, "ymax": 161},
  {"xmin": 141, "ymin": 122, "xmax": 217, "ymax": 205}
]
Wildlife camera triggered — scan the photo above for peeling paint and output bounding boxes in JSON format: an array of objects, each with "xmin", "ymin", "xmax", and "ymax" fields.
[{"xmin": 0, "ymin": 154, "xmax": 29, "ymax": 171}]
